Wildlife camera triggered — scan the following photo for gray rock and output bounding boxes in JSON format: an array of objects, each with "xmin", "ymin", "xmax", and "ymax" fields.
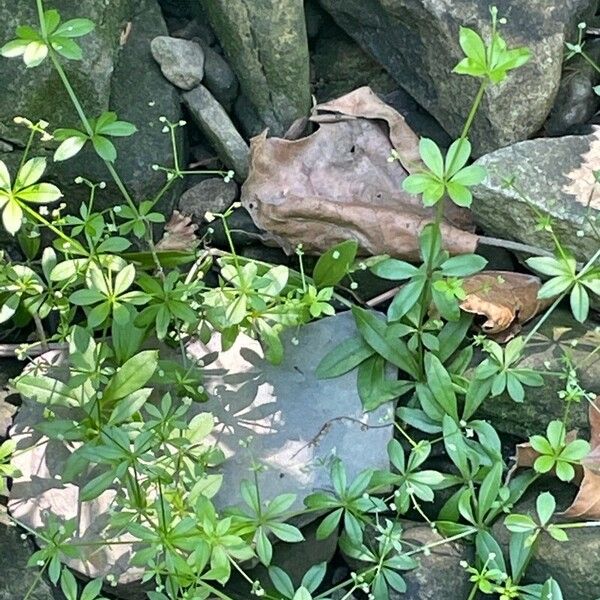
[
  {"xmin": 178, "ymin": 177, "xmax": 238, "ymax": 218},
  {"xmin": 0, "ymin": 0, "xmax": 183, "ymax": 217},
  {"xmin": 546, "ymin": 40, "xmax": 600, "ymax": 136},
  {"xmin": 169, "ymin": 18, "xmax": 216, "ymax": 46},
  {"xmin": 492, "ymin": 480, "xmax": 596, "ymax": 600},
  {"xmin": 188, "ymin": 312, "xmax": 395, "ymax": 518},
  {"xmin": 234, "ymin": 94, "xmax": 267, "ymax": 138},
  {"xmin": 0, "ymin": 522, "xmax": 58, "ymax": 600},
  {"xmin": 382, "ymin": 89, "xmax": 452, "ymax": 148},
  {"xmin": 203, "ymin": 0, "xmax": 311, "ymax": 136},
  {"xmin": 345, "ymin": 521, "xmax": 473, "ymax": 599},
  {"xmin": 198, "ymin": 40, "xmax": 239, "ymax": 110},
  {"xmin": 318, "ymin": 0, "xmax": 596, "ymax": 155},
  {"xmin": 183, "ymin": 85, "xmax": 249, "ymax": 180},
  {"xmin": 150, "ymin": 35, "xmax": 205, "ymax": 90},
  {"xmin": 472, "ymin": 131, "xmax": 600, "ymax": 262},
  {"xmin": 312, "ymin": 24, "xmax": 396, "ymax": 102},
  {"xmin": 478, "ymin": 310, "xmax": 598, "ymax": 439},
  {"xmin": 305, "ymin": 0, "xmax": 326, "ymax": 39}
]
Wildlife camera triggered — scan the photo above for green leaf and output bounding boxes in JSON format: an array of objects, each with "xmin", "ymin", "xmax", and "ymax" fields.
[
  {"xmin": 477, "ymin": 462, "xmax": 502, "ymax": 520},
  {"xmin": 536, "ymin": 492, "xmax": 556, "ymax": 526},
  {"xmin": 16, "ymin": 157, "xmax": 46, "ymax": 188},
  {"xmin": 387, "ymin": 277, "xmax": 426, "ymax": 321},
  {"xmin": 52, "ymin": 38, "xmax": 83, "ymax": 60},
  {"xmin": 269, "ymin": 566, "xmax": 295, "ymax": 598},
  {"xmin": 103, "ymin": 350, "xmax": 158, "ymax": 403},
  {"xmin": 541, "ymin": 578, "xmax": 563, "ymax": 600},
  {"xmin": 424, "ymin": 353, "xmax": 458, "ymax": 420},
  {"xmin": 92, "ymin": 135, "xmax": 117, "ymax": 162},
  {"xmin": 98, "ymin": 120, "xmax": 138, "ymax": 137},
  {"xmin": 108, "ymin": 388, "xmax": 152, "ymax": 424},
  {"xmin": 301, "ymin": 563, "xmax": 327, "ymax": 593},
  {"xmin": 371, "ymin": 258, "xmax": 419, "ymax": 281},
  {"xmin": 54, "ymin": 135, "xmax": 86, "ymax": 161},
  {"xmin": 15, "ymin": 375, "xmax": 77, "ymax": 406},
  {"xmin": 458, "ymin": 27, "xmax": 486, "ymax": 65},
  {"xmin": 292, "ymin": 588, "xmax": 312, "ymax": 600},
  {"xmin": 570, "ymin": 283, "xmax": 589, "ymax": 323},
  {"xmin": 54, "ymin": 18, "xmax": 95, "ymax": 38},
  {"xmin": 60, "ymin": 568, "xmax": 78, "ymax": 600},
  {"xmin": 270, "ymin": 522, "xmax": 304, "ymax": 543},
  {"xmin": 450, "ymin": 164, "xmax": 487, "ymax": 186},
  {"xmin": 504, "ymin": 513, "xmax": 537, "ymax": 533},
  {"xmin": 81, "ymin": 579, "xmax": 104, "ymax": 600},
  {"xmin": 2, "ymin": 200, "xmax": 23, "ymax": 234},
  {"xmin": 17, "ymin": 183, "xmax": 62, "ymax": 204},
  {"xmin": 352, "ymin": 306, "xmax": 419, "ymax": 379},
  {"xmin": 446, "ymin": 181, "xmax": 472, "ymax": 207},
  {"xmin": 445, "ymin": 138, "xmax": 472, "ymax": 177},
  {"xmin": 23, "ymin": 41, "xmax": 48, "ymax": 67},
  {"xmin": 316, "ymin": 336, "xmax": 374, "ymax": 379},
  {"xmin": 419, "ymin": 138, "xmax": 444, "ymax": 178},
  {"xmin": 402, "ymin": 172, "xmax": 437, "ymax": 194},
  {"xmin": 80, "ymin": 468, "xmax": 116, "ymax": 501},
  {"xmin": 526, "ymin": 256, "xmax": 566, "ymax": 277},
  {"xmin": 441, "ymin": 254, "xmax": 487, "ymax": 276},
  {"xmin": 316, "ymin": 507, "xmax": 343, "ymax": 539},
  {"xmin": 313, "ymin": 240, "xmax": 358, "ymax": 288}
]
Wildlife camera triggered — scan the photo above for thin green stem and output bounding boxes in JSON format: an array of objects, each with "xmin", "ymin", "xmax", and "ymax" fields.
[
  {"xmin": 18, "ymin": 201, "xmax": 85, "ymax": 252},
  {"xmin": 22, "ymin": 558, "xmax": 49, "ymax": 600}
]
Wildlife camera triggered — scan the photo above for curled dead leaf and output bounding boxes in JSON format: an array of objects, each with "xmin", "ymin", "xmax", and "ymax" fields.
[
  {"xmin": 562, "ymin": 396, "xmax": 600, "ymax": 520},
  {"xmin": 460, "ymin": 271, "xmax": 554, "ymax": 340},
  {"xmin": 156, "ymin": 210, "xmax": 199, "ymax": 252},
  {"xmin": 242, "ymin": 86, "xmax": 478, "ymax": 261}
]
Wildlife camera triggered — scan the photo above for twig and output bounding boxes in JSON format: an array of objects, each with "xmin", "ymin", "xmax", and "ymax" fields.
[{"xmin": 0, "ymin": 343, "xmax": 67, "ymax": 358}]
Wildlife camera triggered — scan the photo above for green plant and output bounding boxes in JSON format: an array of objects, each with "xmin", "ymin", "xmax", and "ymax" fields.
[{"xmin": 0, "ymin": 3, "xmax": 598, "ymax": 600}]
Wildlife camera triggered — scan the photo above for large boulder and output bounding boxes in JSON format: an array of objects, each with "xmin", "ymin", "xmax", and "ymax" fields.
[
  {"xmin": 201, "ymin": 0, "xmax": 311, "ymax": 136},
  {"xmin": 0, "ymin": 0, "xmax": 182, "ymax": 216},
  {"xmin": 472, "ymin": 130, "xmax": 600, "ymax": 263},
  {"xmin": 318, "ymin": 0, "xmax": 596, "ymax": 155}
]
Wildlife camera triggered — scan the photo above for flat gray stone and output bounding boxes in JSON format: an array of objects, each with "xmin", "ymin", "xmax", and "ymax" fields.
[
  {"xmin": 178, "ymin": 177, "xmax": 238, "ymax": 219},
  {"xmin": 319, "ymin": 0, "xmax": 596, "ymax": 155},
  {"xmin": 473, "ymin": 130, "xmax": 600, "ymax": 262},
  {"xmin": 183, "ymin": 85, "xmax": 249, "ymax": 180},
  {"xmin": 188, "ymin": 312, "xmax": 395, "ymax": 517},
  {"xmin": 151, "ymin": 35, "xmax": 205, "ymax": 90},
  {"xmin": 9, "ymin": 313, "xmax": 394, "ymax": 586}
]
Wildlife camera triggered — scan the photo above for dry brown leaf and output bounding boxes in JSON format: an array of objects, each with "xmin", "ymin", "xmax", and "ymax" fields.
[
  {"xmin": 241, "ymin": 86, "xmax": 477, "ymax": 261},
  {"xmin": 460, "ymin": 271, "xmax": 553, "ymax": 339},
  {"xmin": 156, "ymin": 210, "xmax": 199, "ymax": 251},
  {"xmin": 562, "ymin": 397, "xmax": 600, "ymax": 519}
]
